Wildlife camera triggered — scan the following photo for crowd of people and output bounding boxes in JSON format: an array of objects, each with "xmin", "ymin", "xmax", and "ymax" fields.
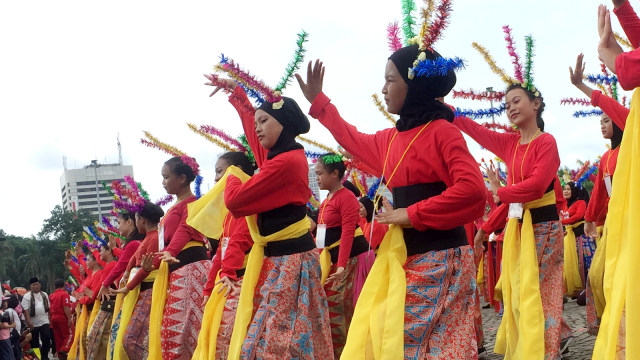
[{"xmin": 3, "ymin": 0, "xmax": 639, "ymax": 359}]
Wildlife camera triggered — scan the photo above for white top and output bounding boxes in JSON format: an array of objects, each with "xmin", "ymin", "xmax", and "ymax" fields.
[
  {"xmin": 4, "ymin": 308, "xmax": 20, "ymax": 333},
  {"xmin": 21, "ymin": 291, "xmax": 49, "ymax": 327}
]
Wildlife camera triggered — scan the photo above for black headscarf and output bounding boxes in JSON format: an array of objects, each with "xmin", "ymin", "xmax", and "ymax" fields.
[
  {"xmin": 258, "ymin": 97, "xmax": 311, "ymax": 159},
  {"xmin": 610, "ymin": 119, "xmax": 623, "ymax": 149},
  {"xmin": 389, "ymin": 45, "xmax": 457, "ymax": 131},
  {"xmin": 359, "ymin": 197, "xmax": 375, "ymax": 223}
]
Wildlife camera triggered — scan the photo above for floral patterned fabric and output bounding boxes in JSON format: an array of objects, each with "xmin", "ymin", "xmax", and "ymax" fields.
[
  {"xmin": 86, "ymin": 309, "xmax": 113, "ymax": 360},
  {"xmin": 324, "ymin": 256, "xmax": 358, "ymax": 359},
  {"xmin": 123, "ymin": 289, "xmax": 153, "ymax": 360}
]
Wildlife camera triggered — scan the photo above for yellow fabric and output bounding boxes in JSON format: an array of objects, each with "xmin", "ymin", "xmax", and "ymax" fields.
[
  {"xmin": 340, "ymin": 224, "xmax": 406, "ymax": 360},
  {"xmin": 107, "ymin": 293, "xmax": 125, "ymax": 360},
  {"xmin": 187, "ymin": 179, "xmax": 230, "ymax": 239},
  {"xmin": 68, "ymin": 304, "xmax": 88, "ymax": 360},
  {"xmin": 596, "ymin": 225, "xmax": 604, "ymax": 247},
  {"xmin": 494, "ymin": 191, "xmax": 555, "ymax": 360},
  {"xmin": 87, "ymin": 299, "xmax": 101, "ymax": 334},
  {"xmin": 477, "ymin": 255, "xmax": 484, "ymax": 286},
  {"xmin": 589, "ymin": 225, "xmax": 608, "ymax": 318},
  {"xmin": 563, "ymin": 221, "xmax": 584, "ymax": 296},
  {"xmin": 320, "ymin": 227, "xmax": 364, "ymax": 284},
  {"xmin": 593, "ymin": 88, "xmax": 640, "ymax": 359},
  {"xmin": 192, "ymin": 272, "xmax": 226, "ymax": 360}
]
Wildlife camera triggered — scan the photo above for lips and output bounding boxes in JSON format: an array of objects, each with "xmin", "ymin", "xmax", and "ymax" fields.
[
  {"xmin": 510, "ymin": 113, "xmax": 519, "ymax": 121},
  {"xmin": 257, "ymin": 135, "xmax": 265, "ymax": 141}
]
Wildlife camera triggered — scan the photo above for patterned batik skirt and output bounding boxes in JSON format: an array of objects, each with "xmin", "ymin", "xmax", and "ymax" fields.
[
  {"xmin": 324, "ymin": 256, "xmax": 358, "ymax": 359},
  {"xmin": 403, "ymin": 245, "xmax": 477, "ymax": 359},
  {"xmin": 576, "ymin": 234, "xmax": 597, "ymax": 285},
  {"xmin": 160, "ymin": 260, "xmax": 211, "ymax": 360},
  {"xmin": 214, "ymin": 294, "xmax": 239, "ymax": 360},
  {"xmin": 123, "ymin": 288, "xmax": 153, "ymax": 360},
  {"xmin": 86, "ymin": 309, "xmax": 113, "ymax": 360},
  {"xmin": 241, "ymin": 249, "xmax": 333, "ymax": 360}
]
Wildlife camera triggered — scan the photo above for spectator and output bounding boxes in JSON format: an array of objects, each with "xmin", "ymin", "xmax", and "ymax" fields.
[
  {"xmin": 21, "ymin": 277, "xmax": 51, "ymax": 360},
  {"xmin": 0, "ymin": 295, "xmax": 17, "ymax": 359},
  {"xmin": 5, "ymin": 295, "xmax": 22, "ymax": 360},
  {"xmin": 49, "ymin": 279, "xmax": 72, "ymax": 360}
]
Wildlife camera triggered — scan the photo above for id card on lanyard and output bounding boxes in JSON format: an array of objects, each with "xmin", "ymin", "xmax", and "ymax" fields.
[
  {"xmin": 604, "ymin": 174, "xmax": 612, "ymax": 197},
  {"xmin": 221, "ymin": 237, "xmax": 230, "ymax": 260},
  {"xmin": 158, "ymin": 223, "xmax": 165, "ymax": 251},
  {"xmin": 316, "ymin": 224, "xmax": 327, "ymax": 249},
  {"xmin": 508, "ymin": 203, "xmax": 523, "ymax": 219}
]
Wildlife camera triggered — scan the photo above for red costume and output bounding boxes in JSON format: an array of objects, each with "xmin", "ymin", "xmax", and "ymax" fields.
[
  {"xmin": 126, "ymin": 230, "xmax": 159, "ymax": 291},
  {"xmin": 318, "ymin": 187, "xmax": 362, "ymax": 267},
  {"xmin": 563, "ymin": 200, "xmax": 587, "ymax": 225},
  {"xmin": 102, "ymin": 240, "xmax": 141, "ymax": 287},
  {"xmin": 614, "ymin": 1, "xmax": 640, "ymax": 90},
  {"xmin": 49, "ymin": 288, "xmax": 72, "ymax": 353}
]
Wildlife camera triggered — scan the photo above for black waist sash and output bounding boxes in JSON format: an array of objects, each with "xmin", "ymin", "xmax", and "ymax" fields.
[
  {"xmin": 392, "ymin": 182, "xmax": 468, "ymax": 256},
  {"xmin": 519, "ymin": 181, "xmax": 560, "ymax": 224},
  {"xmin": 257, "ymin": 204, "xmax": 307, "ymax": 236},
  {"xmin": 568, "ymin": 222, "xmax": 585, "ymax": 237},
  {"xmin": 264, "ymin": 232, "xmax": 316, "ymax": 257},
  {"xmin": 169, "ymin": 244, "xmax": 209, "ymax": 272},
  {"xmin": 325, "ymin": 226, "xmax": 370, "ymax": 263}
]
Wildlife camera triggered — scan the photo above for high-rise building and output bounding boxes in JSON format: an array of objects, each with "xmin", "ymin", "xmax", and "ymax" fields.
[
  {"xmin": 60, "ymin": 161, "xmax": 134, "ymax": 218},
  {"xmin": 308, "ymin": 162, "xmax": 321, "ymax": 200}
]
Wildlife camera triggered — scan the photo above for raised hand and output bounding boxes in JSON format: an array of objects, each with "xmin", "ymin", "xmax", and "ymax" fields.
[
  {"xmin": 295, "ymin": 59, "xmax": 325, "ymax": 104},
  {"xmin": 204, "ymin": 75, "xmax": 237, "ymax": 97},
  {"xmin": 598, "ymin": 5, "xmax": 624, "ymax": 73},
  {"xmin": 569, "ymin": 54, "xmax": 586, "ymax": 86}
]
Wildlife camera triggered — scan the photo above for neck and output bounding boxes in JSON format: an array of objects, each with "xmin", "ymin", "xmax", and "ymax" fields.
[
  {"xmin": 176, "ymin": 188, "xmax": 193, "ymax": 202},
  {"xmin": 328, "ymin": 183, "xmax": 343, "ymax": 195},
  {"xmin": 145, "ymin": 225, "xmax": 158, "ymax": 233},
  {"xmin": 518, "ymin": 122, "xmax": 540, "ymax": 144}
]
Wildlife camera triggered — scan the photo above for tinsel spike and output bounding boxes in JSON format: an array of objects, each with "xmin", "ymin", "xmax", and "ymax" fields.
[
  {"xmin": 422, "ymin": 0, "xmax": 452, "ymax": 51},
  {"xmin": 523, "ymin": 35, "xmax": 535, "ymax": 88},
  {"xmin": 573, "ymin": 109, "xmax": 604, "ymax": 117},
  {"xmin": 214, "ymin": 56, "xmax": 281, "ymax": 104},
  {"xmin": 420, "ymin": 0, "xmax": 437, "ymax": 40},
  {"xmin": 401, "ymin": 0, "xmax": 418, "ymax": 44},
  {"xmin": 199, "ymin": 124, "xmax": 246, "ymax": 151},
  {"xmin": 351, "ymin": 171, "xmax": 366, "ymax": 197},
  {"xmin": 502, "ymin": 25, "xmax": 524, "ymax": 83},
  {"xmin": 454, "ymin": 103, "xmax": 507, "ymax": 119},
  {"xmin": 584, "ymin": 73, "xmax": 618, "ymax": 86},
  {"xmin": 275, "ymin": 30, "xmax": 309, "ymax": 92},
  {"xmin": 155, "ymin": 194, "xmax": 174, "ymax": 206},
  {"xmin": 472, "ymin": 42, "xmax": 517, "ymax": 85},
  {"xmin": 412, "ymin": 57, "xmax": 465, "ymax": 77},
  {"xmin": 141, "ymin": 131, "xmax": 185, "ymax": 156},
  {"xmin": 560, "ymin": 98, "xmax": 592, "ymax": 106},
  {"xmin": 387, "ymin": 22, "xmax": 403, "ymax": 52},
  {"xmin": 452, "ymin": 89, "xmax": 505, "ymax": 102},
  {"xmin": 371, "ymin": 94, "xmax": 397, "ymax": 125},
  {"xmin": 614, "ymin": 32, "xmax": 633, "ymax": 50},
  {"xmin": 611, "ymin": 81, "xmax": 618, "ymax": 101},
  {"xmin": 297, "ymin": 135, "xmax": 337, "ymax": 153},
  {"xmin": 187, "ymin": 123, "xmax": 235, "ymax": 152},
  {"xmin": 237, "ymin": 135, "xmax": 256, "ymax": 165}
]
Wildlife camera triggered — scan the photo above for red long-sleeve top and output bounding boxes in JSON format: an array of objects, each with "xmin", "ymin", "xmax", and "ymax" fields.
[
  {"xmin": 318, "ymin": 187, "xmax": 361, "ymax": 268},
  {"xmin": 224, "ymin": 87, "xmax": 311, "ymax": 217},
  {"xmin": 480, "ymin": 203, "xmax": 508, "ymax": 234},
  {"xmin": 309, "ymin": 93, "xmax": 486, "ymax": 231},
  {"xmin": 359, "ymin": 218, "xmax": 388, "ymax": 250},
  {"xmin": 591, "ymin": 90, "xmax": 629, "ymax": 130},
  {"xmin": 562, "ymin": 200, "xmax": 587, "ymax": 226},
  {"xmin": 614, "ymin": 1, "xmax": 640, "ymax": 90},
  {"xmin": 454, "ymin": 116, "xmax": 563, "ymax": 206},
  {"xmin": 615, "ymin": 1, "xmax": 640, "ymax": 48},
  {"xmin": 585, "ymin": 148, "xmax": 620, "ymax": 224},
  {"xmin": 162, "ymin": 197, "xmax": 205, "ymax": 258},
  {"xmin": 126, "ymin": 230, "xmax": 159, "ymax": 291},
  {"xmin": 78, "ymin": 269, "xmax": 102, "ymax": 305},
  {"xmin": 113, "ymin": 247, "xmax": 123, "ymax": 258},
  {"xmin": 102, "ymin": 240, "xmax": 141, "ymax": 287},
  {"xmin": 68, "ymin": 261, "xmax": 85, "ymax": 284},
  {"xmin": 203, "ymin": 213, "xmax": 253, "ymax": 296}
]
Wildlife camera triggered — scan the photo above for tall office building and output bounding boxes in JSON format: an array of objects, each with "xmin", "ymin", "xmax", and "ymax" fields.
[{"xmin": 308, "ymin": 162, "xmax": 321, "ymax": 200}]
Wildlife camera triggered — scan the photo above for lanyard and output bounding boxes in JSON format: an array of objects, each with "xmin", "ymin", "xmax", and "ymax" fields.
[
  {"xmin": 605, "ymin": 147, "xmax": 619, "ymax": 176},
  {"xmin": 511, "ymin": 129, "xmax": 541, "ymax": 184},
  {"xmin": 222, "ymin": 213, "xmax": 233, "ymax": 238},
  {"xmin": 319, "ymin": 187, "xmax": 343, "ymax": 224}
]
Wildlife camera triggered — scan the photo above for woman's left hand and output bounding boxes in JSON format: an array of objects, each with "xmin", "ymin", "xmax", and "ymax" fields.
[
  {"xmin": 376, "ymin": 197, "xmax": 412, "ymax": 226},
  {"xmin": 215, "ymin": 276, "xmax": 238, "ymax": 297},
  {"xmin": 141, "ymin": 253, "xmax": 156, "ymax": 272},
  {"xmin": 326, "ymin": 267, "xmax": 345, "ymax": 283},
  {"xmin": 156, "ymin": 251, "xmax": 180, "ymax": 265}
]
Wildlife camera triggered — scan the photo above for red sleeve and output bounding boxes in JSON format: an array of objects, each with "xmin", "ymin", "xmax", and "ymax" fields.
[
  {"xmin": 497, "ymin": 135, "xmax": 560, "ymax": 203},
  {"xmin": 481, "ymin": 203, "xmax": 508, "ymax": 234},
  {"xmin": 112, "ymin": 247, "xmax": 123, "ymax": 258},
  {"xmin": 228, "ymin": 87, "xmax": 266, "ymax": 167},
  {"xmin": 406, "ymin": 125, "xmax": 487, "ymax": 231},
  {"xmin": 92, "ymin": 250, "xmax": 107, "ymax": 268},
  {"xmin": 585, "ymin": 160, "xmax": 609, "ymax": 222},
  {"xmin": 126, "ymin": 266, "xmax": 148, "ymax": 291},
  {"xmin": 220, "ymin": 217, "xmax": 253, "ymax": 281},
  {"xmin": 204, "ymin": 245, "xmax": 222, "ymax": 297},
  {"xmin": 452, "ymin": 115, "xmax": 516, "ymax": 161},
  {"xmin": 69, "ymin": 262, "xmax": 84, "ymax": 284},
  {"xmin": 63, "ymin": 293, "xmax": 71, "ymax": 309},
  {"xmin": 87, "ymin": 271, "xmax": 103, "ymax": 303},
  {"xmin": 127, "ymin": 233, "xmax": 159, "ymax": 290},
  {"xmin": 163, "ymin": 202, "xmax": 204, "ymax": 258},
  {"xmin": 591, "ymin": 90, "xmax": 629, "ymax": 130},
  {"xmin": 615, "ymin": 48, "xmax": 640, "ymax": 90},
  {"xmin": 371, "ymin": 221, "xmax": 389, "ymax": 249},
  {"xmin": 614, "ymin": 0, "xmax": 640, "ymax": 49},
  {"xmin": 102, "ymin": 241, "xmax": 140, "ymax": 287},
  {"xmin": 309, "ymin": 92, "xmax": 390, "ymax": 177},
  {"xmin": 224, "ymin": 151, "xmax": 310, "ymax": 217},
  {"xmin": 335, "ymin": 191, "xmax": 361, "ymax": 268},
  {"xmin": 562, "ymin": 200, "xmax": 586, "ymax": 225}
]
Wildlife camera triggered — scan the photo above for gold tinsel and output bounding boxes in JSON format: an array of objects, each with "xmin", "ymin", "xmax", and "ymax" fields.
[
  {"xmin": 186, "ymin": 123, "xmax": 235, "ymax": 152},
  {"xmin": 297, "ymin": 135, "xmax": 337, "ymax": 153},
  {"xmin": 143, "ymin": 131, "xmax": 185, "ymax": 156},
  {"xmin": 614, "ymin": 32, "xmax": 633, "ymax": 50},
  {"xmin": 371, "ymin": 94, "xmax": 397, "ymax": 125},
  {"xmin": 472, "ymin": 42, "xmax": 518, "ymax": 85}
]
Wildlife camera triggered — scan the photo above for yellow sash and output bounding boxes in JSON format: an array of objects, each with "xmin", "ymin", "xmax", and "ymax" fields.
[
  {"xmin": 148, "ymin": 241, "xmax": 204, "ymax": 359},
  {"xmin": 68, "ymin": 303, "xmax": 86, "ymax": 360},
  {"xmin": 494, "ymin": 191, "xmax": 555, "ymax": 360},
  {"xmin": 477, "ymin": 255, "xmax": 484, "ymax": 286},
  {"xmin": 563, "ymin": 221, "xmax": 584, "ymax": 296},
  {"xmin": 106, "ymin": 292, "xmax": 125, "ymax": 360},
  {"xmin": 593, "ymin": 88, "xmax": 640, "ymax": 359},
  {"xmin": 320, "ymin": 227, "xmax": 364, "ymax": 285},
  {"xmin": 589, "ymin": 224, "xmax": 608, "ymax": 318},
  {"xmin": 87, "ymin": 299, "xmax": 102, "ymax": 335},
  {"xmin": 192, "ymin": 272, "xmax": 226, "ymax": 360}
]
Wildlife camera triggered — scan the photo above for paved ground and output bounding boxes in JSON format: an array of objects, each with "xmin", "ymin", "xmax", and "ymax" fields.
[{"xmin": 480, "ymin": 299, "xmax": 595, "ymax": 359}]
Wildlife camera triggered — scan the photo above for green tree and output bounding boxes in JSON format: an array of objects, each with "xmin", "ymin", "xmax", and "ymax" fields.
[{"xmin": 38, "ymin": 205, "xmax": 95, "ymax": 243}]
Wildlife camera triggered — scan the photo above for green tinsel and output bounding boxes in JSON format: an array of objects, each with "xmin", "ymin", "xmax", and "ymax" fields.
[
  {"xmin": 401, "ymin": 0, "xmax": 417, "ymax": 45},
  {"xmin": 137, "ymin": 182, "xmax": 151, "ymax": 201},
  {"xmin": 524, "ymin": 35, "xmax": 534, "ymax": 89},
  {"xmin": 320, "ymin": 153, "xmax": 344, "ymax": 165},
  {"xmin": 102, "ymin": 181, "xmax": 115, "ymax": 197},
  {"xmin": 275, "ymin": 30, "xmax": 309, "ymax": 92},
  {"xmin": 238, "ymin": 135, "xmax": 256, "ymax": 165},
  {"xmin": 611, "ymin": 81, "xmax": 619, "ymax": 101}
]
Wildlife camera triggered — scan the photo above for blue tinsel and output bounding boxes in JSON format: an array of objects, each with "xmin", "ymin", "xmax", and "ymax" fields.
[
  {"xmin": 305, "ymin": 151, "xmax": 324, "ymax": 159},
  {"xmin": 412, "ymin": 57, "xmax": 465, "ymax": 78},
  {"xmin": 585, "ymin": 73, "xmax": 618, "ymax": 85},
  {"xmin": 576, "ymin": 165, "xmax": 598, "ymax": 189},
  {"xmin": 194, "ymin": 175, "xmax": 203, "ymax": 199},
  {"xmin": 573, "ymin": 109, "xmax": 603, "ymax": 118},
  {"xmin": 455, "ymin": 104, "xmax": 506, "ymax": 119},
  {"xmin": 366, "ymin": 178, "xmax": 382, "ymax": 200},
  {"xmin": 84, "ymin": 226, "xmax": 107, "ymax": 246}
]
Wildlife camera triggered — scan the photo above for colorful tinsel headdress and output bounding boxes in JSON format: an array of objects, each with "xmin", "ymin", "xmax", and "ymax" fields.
[
  {"xmin": 206, "ymin": 30, "xmax": 309, "ymax": 110},
  {"xmin": 558, "ymin": 159, "xmax": 600, "ymax": 189},
  {"xmin": 186, "ymin": 123, "xmax": 257, "ymax": 166}
]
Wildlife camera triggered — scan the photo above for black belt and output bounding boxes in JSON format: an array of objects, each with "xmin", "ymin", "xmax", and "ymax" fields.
[
  {"xmin": 257, "ymin": 204, "xmax": 307, "ymax": 236},
  {"xmin": 100, "ymin": 299, "xmax": 115, "ymax": 313},
  {"xmin": 392, "ymin": 182, "xmax": 469, "ymax": 256},
  {"xmin": 264, "ymin": 232, "xmax": 316, "ymax": 257},
  {"xmin": 208, "ymin": 238, "xmax": 220, "ymax": 260},
  {"xmin": 567, "ymin": 222, "xmax": 585, "ymax": 237},
  {"xmin": 235, "ymin": 268, "xmax": 246, "ymax": 278},
  {"xmin": 519, "ymin": 204, "xmax": 560, "ymax": 224},
  {"xmin": 325, "ymin": 227, "xmax": 370, "ymax": 263},
  {"xmin": 140, "ymin": 282, "xmax": 154, "ymax": 292},
  {"xmin": 169, "ymin": 244, "xmax": 209, "ymax": 272}
]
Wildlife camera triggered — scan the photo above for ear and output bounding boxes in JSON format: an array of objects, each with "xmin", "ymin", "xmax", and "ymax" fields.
[
  {"xmin": 179, "ymin": 174, "xmax": 188, "ymax": 186},
  {"xmin": 533, "ymin": 97, "xmax": 542, "ymax": 110},
  {"xmin": 332, "ymin": 168, "xmax": 340, "ymax": 178}
]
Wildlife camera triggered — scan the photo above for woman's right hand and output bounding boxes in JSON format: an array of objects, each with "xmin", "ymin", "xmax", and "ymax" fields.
[
  {"xmin": 205, "ymin": 76, "xmax": 237, "ymax": 97},
  {"xmin": 295, "ymin": 60, "xmax": 325, "ymax": 104},
  {"xmin": 584, "ymin": 221, "xmax": 598, "ymax": 238},
  {"xmin": 473, "ymin": 229, "xmax": 486, "ymax": 267},
  {"xmin": 569, "ymin": 53, "xmax": 586, "ymax": 86},
  {"xmin": 201, "ymin": 295, "xmax": 209, "ymax": 307}
]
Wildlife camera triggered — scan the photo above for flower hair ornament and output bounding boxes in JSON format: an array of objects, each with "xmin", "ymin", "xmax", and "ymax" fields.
[{"xmin": 206, "ymin": 30, "xmax": 309, "ymax": 110}]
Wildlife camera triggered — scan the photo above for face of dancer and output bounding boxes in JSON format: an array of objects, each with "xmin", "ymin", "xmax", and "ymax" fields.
[
  {"xmin": 359, "ymin": 202, "xmax": 367, "ymax": 218},
  {"xmin": 99, "ymin": 246, "xmax": 112, "ymax": 262},
  {"xmin": 314, "ymin": 162, "xmax": 339, "ymax": 191},
  {"xmin": 382, "ymin": 60, "xmax": 409, "ymax": 115},
  {"xmin": 601, "ymin": 114, "xmax": 613, "ymax": 139},
  {"xmin": 505, "ymin": 88, "xmax": 541, "ymax": 129},
  {"xmin": 254, "ymin": 109, "xmax": 283, "ymax": 150},
  {"xmin": 563, "ymin": 184, "xmax": 572, "ymax": 200},
  {"xmin": 87, "ymin": 254, "xmax": 98, "ymax": 269},
  {"xmin": 118, "ymin": 215, "xmax": 135, "ymax": 238},
  {"xmin": 161, "ymin": 164, "xmax": 187, "ymax": 195},
  {"xmin": 214, "ymin": 158, "xmax": 231, "ymax": 182}
]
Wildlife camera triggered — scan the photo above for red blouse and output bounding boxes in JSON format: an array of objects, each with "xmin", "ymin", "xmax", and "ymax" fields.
[
  {"xmin": 359, "ymin": 218, "xmax": 388, "ymax": 250},
  {"xmin": 102, "ymin": 240, "xmax": 141, "ymax": 287},
  {"xmin": 480, "ymin": 203, "xmax": 508, "ymax": 235},
  {"xmin": 453, "ymin": 116, "xmax": 563, "ymax": 207},
  {"xmin": 562, "ymin": 200, "xmax": 587, "ymax": 226},
  {"xmin": 126, "ymin": 230, "xmax": 159, "ymax": 291},
  {"xmin": 614, "ymin": 1, "xmax": 640, "ymax": 90},
  {"xmin": 309, "ymin": 92, "xmax": 486, "ymax": 231},
  {"xmin": 585, "ymin": 147, "xmax": 620, "ymax": 224},
  {"xmin": 591, "ymin": 90, "xmax": 629, "ymax": 131},
  {"xmin": 318, "ymin": 187, "xmax": 361, "ymax": 268},
  {"xmin": 162, "ymin": 196, "xmax": 205, "ymax": 258},
  {"xmin": 203, "ymin": 213, "xmax": 253, "ymax": 296}
]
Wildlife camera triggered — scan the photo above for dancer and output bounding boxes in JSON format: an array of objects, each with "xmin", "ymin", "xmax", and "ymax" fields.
[
  {"xmin": 86, "ymin": 245, "xmax": 117, "ymax": 360},
  {"xmin": 561, "ymin": 182, "xmax": 592, "ymax": 297}
]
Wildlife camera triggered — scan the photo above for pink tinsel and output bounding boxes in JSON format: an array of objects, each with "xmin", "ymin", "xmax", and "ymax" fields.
[
  {"xmin": 180, "ymin": 155, "xmax": 200, "ymax": 176},
  {"xmin": 452, "ymin": 89, "xmax": 505, "ymax": 102},
  {"xmin": 481, "ymin": 122, "xmax": 517, "ymax": 133},
  {"xmin": 622, "ymin": 96, "xmax": 627, "ymax": 107},
  {"xmin": 204, "ymin": 74, "xmax": 233, "ymax": 94},
  {"xmin": 387, "ymin": 22, "xmax": 403, "ymax": 52},
  {"xmin": 502, "ymin": 25, "xmax": 524, "ymax": 83},
  {"xmin": 155, "ymin": 194, "xmax": 174, "ymax": 206},
  {"xmin": 359, "ymin": 172, "xmax": 369, "ymax": 193},
  {"xmin": 199, "ymin": 125, "xmax": 246, "ymax": 152},
  {"xmin": 422, "ymin": 0, "xmax": 453, "ymax": 50},
  {"xmin": 140, "ymin": 139, "xmax": 180, "ymax": 157},
  {"xmin": 600, "ymin": 62, "xmax": 615, "ymax": 97},
  {"xmin": 560, "ymin": 98, "xmax": 592, "ymax": 106},
  {"xmin": 219, "ymin": 58, "xmax": 281, "ymax": 103}
]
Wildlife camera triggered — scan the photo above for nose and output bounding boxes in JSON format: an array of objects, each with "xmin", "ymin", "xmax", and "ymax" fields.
[{"xmin": 381, "ymin": 83, "xmax": 387, "ymax": 95}]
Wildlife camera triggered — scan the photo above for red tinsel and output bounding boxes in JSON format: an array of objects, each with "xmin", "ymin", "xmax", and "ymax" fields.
[
  {"xmin": 452, "ymin": 89, "xmax": 505, "ymax": 102},
  {"xmin": 218, "ymin": 58, "xmax": 281, "ymax": 104},
  {"xmin": 572, "ymin": 161, "xmax": 591, "ymax": 182},
  {"xmin": 502, "ymin": 25, "xmax": 524, "ymax": 83},
  {"xmin": 422, "ymin": 0, "xmax": 453, "ymax": 50},
  {"xmin": 481, "ymin": 122, "xmax": 517, "ymax": 133},
  {"xmin": 560, "ymin": 98, "xmax": 591, "ymax": 106},
  {"xmin": 387, "ymin": 22, "xmax": 403, "ymax": 52}
]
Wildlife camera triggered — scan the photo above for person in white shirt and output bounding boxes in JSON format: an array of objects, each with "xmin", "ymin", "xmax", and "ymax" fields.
[{"xmin": 21, "ymin": 277, "xmax": 51, "ymax": 359}]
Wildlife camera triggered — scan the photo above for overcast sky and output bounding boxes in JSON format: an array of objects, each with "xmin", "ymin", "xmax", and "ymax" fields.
[{"xmin": 0, "ymin": 0, "xmax": 631, "ymax": 237}]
